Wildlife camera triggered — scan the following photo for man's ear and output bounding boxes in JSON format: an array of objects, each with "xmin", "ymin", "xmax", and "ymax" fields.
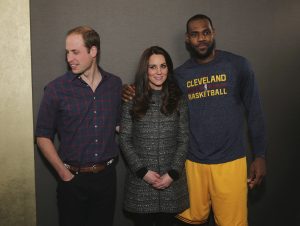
[
  {"xmin": 212, "ymin": 28, "xmax": 216, "ymax": 37},
  {"xmin": 185, "ymin": 33, "xmax": 190, "ymax": 44},
  {"xmin": 90, "ymin": 46, "xmax": 98, "ymax": 58}
]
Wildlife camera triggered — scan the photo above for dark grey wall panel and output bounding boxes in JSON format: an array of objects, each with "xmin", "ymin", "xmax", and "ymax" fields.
[{"xmin": 31, "ymin": 0, "xmax": 300, "ymax": 225}]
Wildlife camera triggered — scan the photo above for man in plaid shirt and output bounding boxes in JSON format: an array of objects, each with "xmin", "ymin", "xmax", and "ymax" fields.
[{"xmin": 36, "ymin": 26, "xmax": 122, "ymax": 226}]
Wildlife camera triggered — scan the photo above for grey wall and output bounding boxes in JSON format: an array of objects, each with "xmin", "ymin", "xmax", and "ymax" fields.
[{"xmin": 31, "ymin": 0, "xmax": 300, "ymax": 225}]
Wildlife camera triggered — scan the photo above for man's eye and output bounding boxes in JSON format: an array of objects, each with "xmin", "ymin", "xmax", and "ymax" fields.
[
  {"xmin": 203, "ymin": 30, "xmax": 211, "ymax": 36},
  {"xmin": 190, "ymin": 33, "xmax": 197, "ymax": 37}
]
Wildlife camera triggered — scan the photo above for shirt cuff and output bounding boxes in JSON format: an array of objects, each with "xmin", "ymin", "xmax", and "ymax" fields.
[{"xmin": 255, "ymin": 154, "xmax": 266, "ymax": 159}]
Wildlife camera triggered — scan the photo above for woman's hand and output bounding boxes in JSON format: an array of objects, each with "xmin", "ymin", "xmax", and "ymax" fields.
[
  {"xmin": 152, "ymin": 173, "xmax": 173, "ymax": 190},
  {"xmin": 143, "ymin": 170, "xmax": 160, "ymax": 185}
]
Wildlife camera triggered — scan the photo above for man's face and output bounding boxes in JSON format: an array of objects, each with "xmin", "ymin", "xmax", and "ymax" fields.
[
  {"xmin": 186, "ymin": 19, "xmax": 215, "ymax": 60},
  {"xmin": 65, "ymin": 34, "xmax": 95, "ymax": 75}
]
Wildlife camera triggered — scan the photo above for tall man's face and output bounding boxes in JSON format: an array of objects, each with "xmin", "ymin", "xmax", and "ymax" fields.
[{"xmin": 186, "ymin": 19, "xmax": 216, "ymax": 60}]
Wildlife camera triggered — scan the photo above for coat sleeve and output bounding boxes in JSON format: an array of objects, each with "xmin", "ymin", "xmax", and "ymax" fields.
[
  {"xmin": 119, "ymin": 101, "xmax": 146, "ymax": 173},
  {"xmin": 170, "ymin": 97, "xmax": 189, "ymax": 176}
]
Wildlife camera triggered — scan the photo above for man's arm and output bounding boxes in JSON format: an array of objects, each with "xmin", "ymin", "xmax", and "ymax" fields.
[
  {"xmin": 240, "ymin": 58, "xmax": 267, "ymax": 189},
  {"xmin": 122, "ymin": 84, "xmax": 135, "ymax": 102},
  {"xmin": 36, "ymin": 137, "xmax": 74, "ymax": 181}
]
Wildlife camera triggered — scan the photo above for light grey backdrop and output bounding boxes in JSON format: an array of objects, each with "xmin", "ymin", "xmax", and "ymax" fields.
[{"xmin": 31, "ymin": 0, "xmax": 300, "ymax": 225}]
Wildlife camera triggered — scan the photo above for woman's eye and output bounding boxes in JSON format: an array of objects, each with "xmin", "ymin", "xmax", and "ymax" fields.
[{"xmin": 149, "ymin": 65, "xmax": 157, "ymax": 70}]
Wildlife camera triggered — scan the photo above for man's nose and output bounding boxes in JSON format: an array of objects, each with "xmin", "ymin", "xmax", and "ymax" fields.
[
  {"xmin": 198, "ymin": 33, "xmax": 206, "ymax": 41},
  {"xmin": 66, "ymin": 53, "xmax": 73, "ymax": 62}
]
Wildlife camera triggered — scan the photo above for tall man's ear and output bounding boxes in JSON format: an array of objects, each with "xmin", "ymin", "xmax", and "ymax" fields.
[
  {"xmin": 212, "ymin": 28, "xmax": 216, "ymax": 37},
  {"xmin": 185, "ymin": 33, "xmax": 190, "ymax": 44}
]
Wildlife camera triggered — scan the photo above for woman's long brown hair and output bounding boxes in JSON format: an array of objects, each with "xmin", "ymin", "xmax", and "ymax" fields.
[{"xmin": 131, "ymin": 46, "xmax": 182, "ymax": 120}]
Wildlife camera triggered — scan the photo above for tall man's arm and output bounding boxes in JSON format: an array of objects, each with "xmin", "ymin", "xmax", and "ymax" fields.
[
  {"xmin": 121, "ymin": 84, "xmax": 135, "ymax": 102},
  {"xmin": 240, "ymin": 58, "xmax": 267, "ymax": 189},
  {"xmin": 37, "ymin": 137, "xmax": 74, "ymax": 181}
]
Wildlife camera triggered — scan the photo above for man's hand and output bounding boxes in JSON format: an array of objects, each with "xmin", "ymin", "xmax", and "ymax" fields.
[
  {"xmin": 61, "ymin": 170, "xmax": 75, "ymax": 182},
  {"xmin": 152, "ymin": 173, "xmax": 173, "ymax": 190},
  {"xmin": 122, "ymin": 84, "xmax": 135, "ymax": 102},
  {"xmin": 248, "ymin": 156, "xmax": 266, "ymax": 189},
  {"xmin": 37, "ymin": 137, "xmax": 75, "ymax": 182}
]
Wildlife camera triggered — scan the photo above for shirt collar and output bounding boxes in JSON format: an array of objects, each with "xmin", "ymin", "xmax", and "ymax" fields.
[{"xmin": 67, "ymin": 66, "xmax": 110, "ymax": 82}]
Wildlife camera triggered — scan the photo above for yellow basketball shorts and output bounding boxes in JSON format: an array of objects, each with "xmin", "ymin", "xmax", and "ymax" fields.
[{"xmin": 177, "ymin": 157, "xmax": 248, "ymax": 226}]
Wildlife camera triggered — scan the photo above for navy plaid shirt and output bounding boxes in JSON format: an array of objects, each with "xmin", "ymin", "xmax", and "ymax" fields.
[{"xmin": 36, "ymin": 68, "xmax": 122, "ymax": 166}]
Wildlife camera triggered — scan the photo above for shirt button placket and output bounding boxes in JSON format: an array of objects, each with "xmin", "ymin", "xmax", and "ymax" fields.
[
  {"xmin": 93, "ymin": 95, "xmax": 100, "ymax": 160},
  {"xmin": 93, "ymin": 96, "xmax": 98, "ymax": 144}
]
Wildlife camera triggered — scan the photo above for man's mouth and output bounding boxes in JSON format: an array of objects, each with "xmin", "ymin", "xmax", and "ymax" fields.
[
  {"xmin": 197, "ymin": 43, "xmax": 209, "ymax": 49},
  {"xmin": 69, "ymin": 64, "xmax": 78, "ymax": 69}
]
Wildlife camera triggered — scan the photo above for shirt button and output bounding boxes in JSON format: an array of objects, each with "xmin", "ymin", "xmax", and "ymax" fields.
[
  {"xmin": 93, "ymin": 96, "xmax": 96, "ymax": 100},
  {"xmin": 94, "ymin": 125, "xmax": 98, "ymax": 128},
  {"xmin": 95, "ymin": 139, "xmax": 98, "ymax": 143},
  {"xmin": 94, "ymin": 153, "xmax": 98, "ymax": 157},
  {"xmin": 93, "ymin": 110, "xmax": 97, "ymax": 114}
]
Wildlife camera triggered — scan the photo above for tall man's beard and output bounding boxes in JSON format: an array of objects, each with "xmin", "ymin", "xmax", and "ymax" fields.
[{"xmin": 187, "ymin": 39, "xmax": 216, "ymax": 60}]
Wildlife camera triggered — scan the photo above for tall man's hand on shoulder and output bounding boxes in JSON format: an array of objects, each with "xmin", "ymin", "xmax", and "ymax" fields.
[
  {"xmin": 248, "ymin": 156, "xmax": 266, "ymax": 189},
  {"xmin": 122, "ymin": 84, "xmax": 135, "ymax": 102}
]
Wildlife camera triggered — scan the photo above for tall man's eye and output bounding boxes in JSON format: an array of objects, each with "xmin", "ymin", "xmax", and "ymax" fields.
[
  {"xmin": 189, "ymin": 32, "xmax": 198, "ymax": 38},
  {"xmin": 203, "ymin": 30, "xmax": 211, "ymax": 36}
]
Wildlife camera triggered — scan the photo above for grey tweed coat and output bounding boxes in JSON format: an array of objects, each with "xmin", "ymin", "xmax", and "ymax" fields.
[{"xmin": 119, "ymin": 91, "xmax": 189, "ymax": 213}]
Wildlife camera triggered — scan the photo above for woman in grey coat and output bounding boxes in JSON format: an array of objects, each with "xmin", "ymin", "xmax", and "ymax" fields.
[{"xmin": 120, "ymin": 46, "xmax": 189, "ymax": 226}]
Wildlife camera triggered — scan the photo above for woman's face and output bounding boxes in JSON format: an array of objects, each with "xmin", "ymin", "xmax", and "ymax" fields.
[{"xmin": 147, "ymin": 54, "xmax": 168, "ymax": 90}]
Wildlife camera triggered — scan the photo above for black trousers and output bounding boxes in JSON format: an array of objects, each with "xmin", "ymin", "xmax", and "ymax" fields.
[
  {"xmin": 132, "ymin": 212, "xmax": 176, "ymax": 226},
  {"xmin": 57, "ymin": 165, "xmax": 116, "ymax": 226}
]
